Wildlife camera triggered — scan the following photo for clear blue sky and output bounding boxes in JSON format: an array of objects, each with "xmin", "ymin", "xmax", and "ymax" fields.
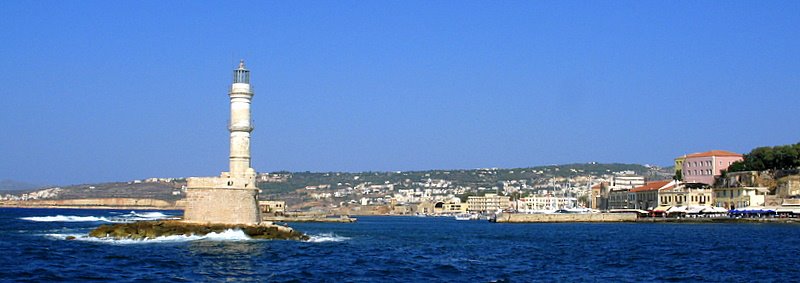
[{"xmin": 1, "ymin": 1, "xmax": 798, "ymax": 185}]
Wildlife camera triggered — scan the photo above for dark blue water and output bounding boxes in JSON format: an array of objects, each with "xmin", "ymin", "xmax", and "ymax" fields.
[{"xmin": 2, "ymin": 208, "xmax": 800, "ymax": 282}]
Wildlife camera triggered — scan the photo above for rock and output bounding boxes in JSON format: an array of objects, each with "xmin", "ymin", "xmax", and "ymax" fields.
[
  {"xmin": 87, "ymin": 220, "xmax": 309, "ymax": 241},
  {"xmin": 65, "ymin": 236, "xmax": 76, "ymax": 240},
  {"xmin": 88, "ymin": 224, "xmax": 111, "ymax": 238}
]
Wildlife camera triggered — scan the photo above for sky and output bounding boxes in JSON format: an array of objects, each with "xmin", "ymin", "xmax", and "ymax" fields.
[{"xmin": 0, "ymin": 1, "xmax": 798, "ymax": 185}]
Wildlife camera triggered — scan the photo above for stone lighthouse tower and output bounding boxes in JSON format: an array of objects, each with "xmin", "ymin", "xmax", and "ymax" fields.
[
  {"xmin": 183, "ymin": 60, "xmax": 261, "ymax": 225},
  {"xmin": 228, "ymin": 60, "xmax": 257, "ymax": 184}
]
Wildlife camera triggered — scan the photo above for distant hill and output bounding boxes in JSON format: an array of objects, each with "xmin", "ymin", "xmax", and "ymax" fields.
[
  {"xmin": 258, "ymin": 163, "xmax": 663, "ymax": 195},
  {"xmin": 0, "ymin": 180, "xmax": 41, "ymax": 191},
  {"xmin": 2, "ymin": 163, "xmax": 671, "ymax": 203}
]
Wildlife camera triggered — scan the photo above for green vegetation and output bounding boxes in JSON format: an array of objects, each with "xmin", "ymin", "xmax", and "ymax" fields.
[{"xmin": 728, "ymin": 142, "xmax": 800, "ymax": 172}]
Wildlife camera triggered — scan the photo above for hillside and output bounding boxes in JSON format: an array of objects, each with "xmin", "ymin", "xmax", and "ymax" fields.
[
  {"xmin": 258, "ymin": 163, "xmax": 665, "ymax": 195},
  {"xmin": 3, "ymin": 163, "xmax": 671, "ymax": 209}
]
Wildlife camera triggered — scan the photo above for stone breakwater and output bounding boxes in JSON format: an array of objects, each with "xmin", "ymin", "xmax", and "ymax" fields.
[
  {"xmin": 88, "ymin": 220, "xmax": 309, "ymax": 241},
  {"xmin": 262, "ymin": 215, "xmax": 357, "ymax": 223},
  {"xmin": 495, "ymin": 213, "xmax": 638, "ymax": 223}
]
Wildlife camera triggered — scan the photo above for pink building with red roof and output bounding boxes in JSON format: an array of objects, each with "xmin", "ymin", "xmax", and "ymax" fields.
[{"xmin": 681, "ymin": 150, "xmax": 743, "ymax": 185}]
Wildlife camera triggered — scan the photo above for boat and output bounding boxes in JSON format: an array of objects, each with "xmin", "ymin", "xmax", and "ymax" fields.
[
  {"xmin": 454, "ymin": 213, "xmax": 472, "ymax": 220},
  {"xmin": 560, "ymin": 208, "xmax": 593, "ymax": 214}
]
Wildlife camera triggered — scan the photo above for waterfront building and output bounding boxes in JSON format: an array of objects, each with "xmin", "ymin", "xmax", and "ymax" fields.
[
  {"xmin": 603, "ymin": 174, "xmax": 645, "ymax": 210},
  {"xmin": 433, "ymin": 200, "xmax": 468, "ymax": 214},
  {"xmin": 629, "ymin": 180, "xmax": 676, "ymax": 210},
  {"xmin": 777, "ymin": 175, "xmax": 800, "ymax": 197},
  {"xmin": 778, "ymin": 198, "xmax": 800, "ymax": 215},
  {"xmin": 417, "ymin": 201, "xmax": 436, "ymax": 215},
  {"xmin": 607, "ymin": 188, "xmax": 633, "ymax": 209},
  {"xmin": 590, "ymin": 182, "xmax": 609, "ymax": 210},
  {"xmin": 467, "ymin": 193, "xmax": 510, "ymax": 213},
  {"xmin": 681, "ymin": 150, "xmax": 743, "ymax": 185},
  {"xmin": 713, "ymin": 187, "xmax": 769, "ymax": 210},
  {"xmin": 416, "ymin": 199, "xmax": 467, "ymax": 215},
  {"xmin": 516, "ymin": 195, "xmax": 577, "ymax": 212},
  {"xmin": 259, "ymin": 200, "xmax": 286, "ymax": 215},
  {"xmin": 658, "ymin": 182, "xmax": 713, "ymax": 208}
]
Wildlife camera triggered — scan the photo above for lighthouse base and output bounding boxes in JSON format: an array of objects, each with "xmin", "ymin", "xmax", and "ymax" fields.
[{"xmin": 183, "ymin": 185, "xmax": 261, "ymax": 225}]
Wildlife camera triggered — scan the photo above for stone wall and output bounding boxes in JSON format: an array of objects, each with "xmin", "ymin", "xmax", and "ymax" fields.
[
  {"xmin": 495, "ymin": 213, "xmax": 637, "ymax": 223},
  {"xmin": 183, "ymin": 187, "xmax": 260, "ymax": 225},
  {"xmin": 777, "ymin": 175, "xmax": 800, "ymax": 197}
]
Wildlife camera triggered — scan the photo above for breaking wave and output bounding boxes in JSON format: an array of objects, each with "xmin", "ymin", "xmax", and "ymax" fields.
[
  {"xmin": 117, "ymin": 211, "xmax": 179, "ymax": 222},
  {"xmin": 307, "ymin": 233, "xmax": 350, "ymax": 243},
  {"xmin": 44, "ymin": 229, "xmax": 251, "ymax": 244},
  {"xmin": 20, "ymin": 211, "xmax": 177, "ymax": 223},
  {"xmin": 130, "ymin": 211, "xmax": 169, "ymax": 218},
  {"xmin": 21, "ymin": 215, "xmax": 112, "ymax": 222}
]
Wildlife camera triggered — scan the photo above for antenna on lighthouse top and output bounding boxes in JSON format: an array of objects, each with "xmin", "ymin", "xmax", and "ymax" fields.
[{"xmin": 233, "ymin": 59, "xmax": 250, "ymax": 84}]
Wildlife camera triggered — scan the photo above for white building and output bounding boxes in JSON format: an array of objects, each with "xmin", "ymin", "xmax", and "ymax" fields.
[
  {"xmin": 467, "ymin": 193, "xmax": 510, "ymax": 213},
  {"xmin": 516, "ymin": 195, "xmax": 577, "ymax": 212}
]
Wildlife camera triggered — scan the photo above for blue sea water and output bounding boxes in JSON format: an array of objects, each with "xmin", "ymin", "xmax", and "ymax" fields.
[{"xmin": 2, "ymin": 208, "xmax": 800, "ymax": 282}]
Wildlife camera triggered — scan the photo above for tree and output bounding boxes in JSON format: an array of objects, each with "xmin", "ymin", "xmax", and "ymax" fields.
[
  {"xmin": 728, "ymin": 142, "xmax": 800, "ymax": 173},
  {"xmin": 727, "ymin": 160, "xmax": 747, "ymax": 172}
]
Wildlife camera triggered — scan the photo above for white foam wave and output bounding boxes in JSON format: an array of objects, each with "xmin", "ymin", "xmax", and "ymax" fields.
[
  {"xmin": 307, "ymin": 233, "xmax": 350, "ymax": 243},
  {"xmin": 21, "ymin": 211, "xmax": 177, "ymax": 223},
  {"xmin": 117, "ymin": 211, "xmax": 178, "ymax": 222},
  {"xmin": 200, "ymin": 229, "xmax": 251, "ymax": 241},
  {"xmin": 21, "ymin": 215, "xmax": 112, "ymax": 222},
  {"xmin": 45, "ymin": 229, "xmax": 251, "ymax": 244},
  {"xmin": 130, "ymin": 211, "xmax": 169, "ymax": 218}
]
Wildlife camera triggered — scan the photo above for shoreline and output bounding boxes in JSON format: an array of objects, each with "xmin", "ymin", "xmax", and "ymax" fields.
[
  {"xmin": 635, "ymin": 217, "xmax": 800, "ymax": 224},
  {"xmin": 5, "ymin": 205, "xmax": 800, "ymax": 224}
]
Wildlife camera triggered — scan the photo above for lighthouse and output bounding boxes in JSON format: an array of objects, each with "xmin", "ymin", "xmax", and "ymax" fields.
[
  {"xmin": 183, "ymin": 61, "xmax": 261, "ymax": 225},
  {"xmin": 228, "ymin": 60, "xmax": 257, "ymax": 185}
]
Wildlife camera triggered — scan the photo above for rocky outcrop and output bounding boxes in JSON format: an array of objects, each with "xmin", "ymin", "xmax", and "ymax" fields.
[{"xmin": 88, "ymin": 220, "xmax": 309, "ymax": 241}]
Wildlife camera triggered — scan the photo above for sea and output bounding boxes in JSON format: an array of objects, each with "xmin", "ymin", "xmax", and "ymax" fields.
[{"xmin": 2, "ymin": 208, "xmax": 800, "ymax": 282}]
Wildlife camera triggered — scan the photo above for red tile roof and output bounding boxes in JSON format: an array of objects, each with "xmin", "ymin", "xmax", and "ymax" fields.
[
  {"xmin": 630, "ymin": 180, "xmax": 672, "ymax": 193},
  {"xmin": 591, "ymin": 182, "xmax": 609, "ymax": 190},
  {"xmin": 685, "ymin": 150, "xmax": 742, "ymax": 158}
]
